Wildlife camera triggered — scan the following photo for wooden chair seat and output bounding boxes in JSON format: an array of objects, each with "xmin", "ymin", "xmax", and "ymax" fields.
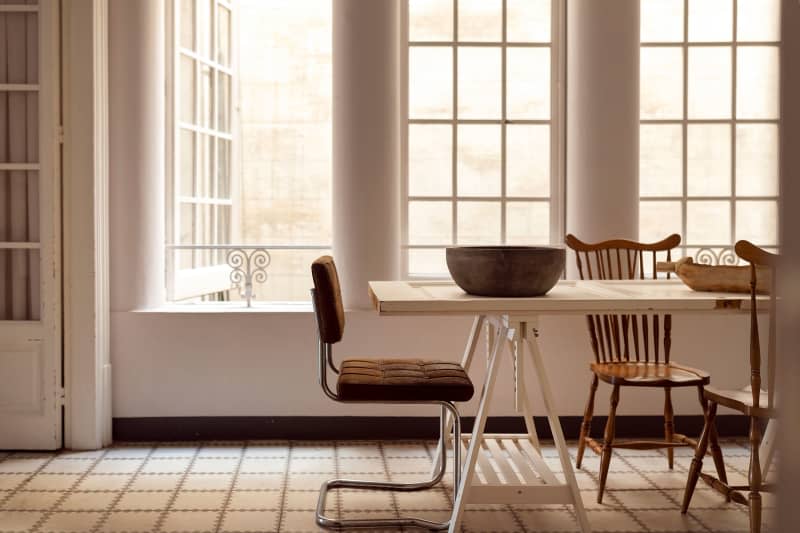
[
  {"xmin": 591, "ymin": 362, "xmax": 710, "ymax": 387},
  {"xmin": 704, "ymin": 386, "xmax": 776, "ymax": 418}
]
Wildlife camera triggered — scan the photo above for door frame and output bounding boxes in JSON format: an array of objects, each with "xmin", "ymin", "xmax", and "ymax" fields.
[{"xmin": 61, "ymin": 0, "xmax": 112, "ymax": 450}]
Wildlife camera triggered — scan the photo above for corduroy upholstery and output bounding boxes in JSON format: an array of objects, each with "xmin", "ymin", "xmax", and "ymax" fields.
[
  {"xmin": 311, "ymin": 256, "xmax": 346, "ymax": 343},
  {"xmin": 337, "ymin": 359, "xmax": 474, "ymax": 402}
]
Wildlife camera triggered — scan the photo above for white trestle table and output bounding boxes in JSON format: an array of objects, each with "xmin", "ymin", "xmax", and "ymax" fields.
[{"xmin": 367, "ymin": 279, "xmax": 762, "ymax": 533}]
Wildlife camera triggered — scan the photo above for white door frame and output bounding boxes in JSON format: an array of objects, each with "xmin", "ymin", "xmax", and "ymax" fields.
[{"xmin": 61, "ymin": 0, "xmax": 112, "ymax": 450}]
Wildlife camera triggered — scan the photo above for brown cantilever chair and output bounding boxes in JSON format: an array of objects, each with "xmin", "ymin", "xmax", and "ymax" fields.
[
  {"xmin": 310, "ymin": 256, "xmax": 474, "ymax": 531},
  {"xmin": 565, "ymin": 234, "xmax": 726, "ymax": 503},
  {"xmin": 682, "ymin": 241, "xmax": 778, "ymax": 533}
]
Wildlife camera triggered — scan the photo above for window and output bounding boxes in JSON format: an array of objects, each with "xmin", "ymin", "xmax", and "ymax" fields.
[
  {"xmin": 166, "ymin": 0, "xmax": 332, "ymax": 303},
  {"xmin": 404, "ymin": 0, "xmax": 563, "ymax": 276},
  {"xmin": 639, "ymin": 0, "xmax": 780, "ymax": 261}
]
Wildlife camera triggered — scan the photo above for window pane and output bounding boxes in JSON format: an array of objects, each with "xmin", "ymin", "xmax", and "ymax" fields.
[
  {"xmin": 180, "ymin": 55, "xmax": 196, "ymax": 123},
  {"xmin": 198, "ymin": 133, "xmax": 212, "ymax": 198},
  {"xmin": 457, "ymin": 201, "xmax": 501, "ymax": 244},
  {"xmin": 506, "ymin": 47, "xmax": 550, "ymax": 119},
  {"xmin": 409, "ymin": 124, "xmax": 452, "ymax": 197},
  {"xmin": 218, "ymin": 72, "xmax": 231, "ymax": 132},
  {"xmin": 458, "ymin": 47, "xmax": 501, "ymax": 119},
  {"xmin": 736, "ymin": 124, "xmax": 778, "ymax": 197},
  {"xmin": 409, "ymin": 248, "xmax": 447, "ymax": 276},
  {"xmin": 457, "ymin": 125, "xmax": 501, "ymax": 196},
  {"xmin": 507, "ymin": 0, "xmax": 550, "ymax": 42},
  {"xmin": 458, "ymin": 0, "xmax": 501, "ymax": 42},
  {"xmin": 688, "ymin": 0, "xmax": 732, "ymax": 42},
  {"xmin": 688, "ymin": 47, "xmax": 731, "ymax": 119},
  {"xmin": 640, "ymin": 201, "xmax": 682, "ymax": 243},
  {"xmin": 200, "ymin": 63, "xmax": 213, "ymax": 128},
  {"xmin": 736, "ymin": 46, "xmax": 779, "ymax": 120},
  {"xmin": 197, "ymin": 0, "xmax": 213, "ymax": 58},
  {"xmin": 507, "ymin": 125, "xmax": 549, "ymax": 197},
  {"xmin": 217, "ymin": 140, "xmax": 231, "ymax": 198},
  {"xmin": 687, "ymin": 124, "xmax": 731, "ymax": 197},
  {"xmin": 180, "ymin": 203, "xmax": 195, "ymax": 244},
  {"xmin": 506, "ymin": 202, "xmax": 549, "ymax": 244},
  {"xmin": 640, "ymin": 47, "xmax": 683, "ymax": 119},
  {"xmin": 180, "ymin": 0, "xmax": 195, "ymax": 50},
  {"xmin": 737, "ymin": 0, "xmax": 780, "ymax": 42},
  {"xmin": 687, "ymin": 200, "xmax": 731, "ymax": 244},
  {"xmin": 641, "ymin": 0, "xmax": 683, "ymax": 42},
  {"xmin": 409, "ymin": 0, "xmax": 452, "ymax": 41},
  {"xmin": 736, "ymin": 201, "xmax": 778, "ymax": 245},
  {"xmin": 409, "ymin": 201, "xmax": 452, "ymax": 245},
  {"xmin": 217, "ymin": 5, "xmax": 231, "ymax": 66},
  {"xmin": 640, "ymin": 124, "xmax": 682, "ymax": 197},
  {"xmin": 409, "ymin": 47, "xmax": 452, "ymax": 118},
  {"xmin": 180, "ymin": 129, "xmax": 195, "ymax": 196}
]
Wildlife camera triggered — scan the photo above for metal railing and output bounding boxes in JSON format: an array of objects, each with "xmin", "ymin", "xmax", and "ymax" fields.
[{"xmin": 166, "ymin": 244, "xmax": 329, "ymax": 307}]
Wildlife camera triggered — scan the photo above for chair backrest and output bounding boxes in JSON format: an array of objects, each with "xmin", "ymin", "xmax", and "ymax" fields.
[
  {"xmin": 311, "ymin": 255, "xmax": 345, "ymax": 344},
  {"xmin": 565, "ymin": 234, "xmax": 681, "ymax": 365},
  {"xmin": 734, "ymin": 240, "xmax": 779, "ymax": 410}
]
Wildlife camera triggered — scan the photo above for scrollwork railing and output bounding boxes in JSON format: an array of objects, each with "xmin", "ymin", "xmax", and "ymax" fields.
[
  {"xmin": 166, "ymin": 244, "xmax": 329, "ymax": 306},
  {"xmin": 694, "ymin": 247, "xmax": 740, "ymax": 266}
]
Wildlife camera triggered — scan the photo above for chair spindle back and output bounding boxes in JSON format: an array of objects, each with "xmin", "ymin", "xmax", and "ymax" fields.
[
  {"xmin": 734, "ymin": 240, "xmax": 779, "ymax": 410},
  {"xmin": 565, "ymin": 234, "xmax": 681, "ymax": 365}
]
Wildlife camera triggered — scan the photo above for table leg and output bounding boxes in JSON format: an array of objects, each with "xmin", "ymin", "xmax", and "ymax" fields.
[
  {"xmin": 448, "ymin": 323, "xmax": 508, "ymax": 533},
  {"xmin": 508, "ymin": 335, "xmax": 542, "ymax": 451},
  {"xmin": 432, "ymin": 315, "xmax": 485, "ymax": 477},
  {"xmin": 523, "ymin": 320, "xmax": 592, "ymax": 533}
]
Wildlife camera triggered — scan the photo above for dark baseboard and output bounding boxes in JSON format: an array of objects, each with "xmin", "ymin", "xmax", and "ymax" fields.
[{"xmin": 113, "ymin": 415, "xmax": 748, "ymax": 442}]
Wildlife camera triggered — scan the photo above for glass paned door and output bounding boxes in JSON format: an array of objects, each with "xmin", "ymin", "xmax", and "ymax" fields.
[{"xmin": 0, "ymin": 1, "xmax": 62, "ymax": 450}]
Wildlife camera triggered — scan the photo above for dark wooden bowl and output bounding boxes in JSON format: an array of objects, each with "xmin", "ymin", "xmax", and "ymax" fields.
[{"xmin": 446, "ymin": 246, "xmax": 565, "ymax": 297}]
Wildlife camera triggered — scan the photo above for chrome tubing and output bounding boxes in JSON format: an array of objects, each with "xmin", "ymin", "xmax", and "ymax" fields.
[{"xmin": 315, "ymin": 401, "xmax": 462, "ymax": 531}]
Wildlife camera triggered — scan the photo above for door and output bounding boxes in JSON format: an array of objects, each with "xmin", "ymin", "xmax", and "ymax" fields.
[{"xmin": 0, "ymin": 1, "xmax": 62, "ymax": 450}]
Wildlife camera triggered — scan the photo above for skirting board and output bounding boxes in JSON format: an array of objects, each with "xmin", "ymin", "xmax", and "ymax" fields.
[{"xmin": 113, "ymin": 415, "xmax": 749, "ymax": 442}]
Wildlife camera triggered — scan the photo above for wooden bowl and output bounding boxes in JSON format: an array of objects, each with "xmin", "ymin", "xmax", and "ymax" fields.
[{"xmin": 446, "ymin": 246, "xmax": 565, "ymax": 297}]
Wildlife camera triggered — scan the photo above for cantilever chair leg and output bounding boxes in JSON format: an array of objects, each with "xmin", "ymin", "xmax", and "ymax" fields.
[{"xmin": 316, "ymin": 402, "xmax": 462, "ymax": 531}]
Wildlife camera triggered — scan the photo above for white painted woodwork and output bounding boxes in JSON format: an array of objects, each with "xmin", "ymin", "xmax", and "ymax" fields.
[
  {"xmin": 332, "ymin": 0, "xmax": 401, "ymax": 309},
  {"xmin": 62, "ymin": 0, "xmax": 111, "ymax": 450},
  {"xmin": 0, "ymin": 1, "xmax": 62, "ymax": 450}
]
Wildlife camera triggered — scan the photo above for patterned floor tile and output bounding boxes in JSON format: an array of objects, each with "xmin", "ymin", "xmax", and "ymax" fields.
[
  {"xmin": 96, "ymin": 511, "xmax": 160, "ymax": 532},
  {"xmin": 160, "ymin": 510, "xmax": 220, "ymax": 533},
  {"xmin": 38, "ymin": 510, "xmax": 104, "ymax": 532}
]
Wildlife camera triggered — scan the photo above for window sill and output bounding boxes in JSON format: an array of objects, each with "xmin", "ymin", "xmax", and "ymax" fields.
[{"xmin": 131, "ymin": 301, "xmax": 314, "ymax": 315}]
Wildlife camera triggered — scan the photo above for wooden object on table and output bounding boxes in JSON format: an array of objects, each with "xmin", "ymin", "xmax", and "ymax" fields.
[
  {"xmin": 565, "ymin": 234, "xmax": 726, "ymax": 504},
  {"xmin": 682, "ymin": 240, "xmax": 778, "ymax": 533},
  {"xmin": 657, "ymin": 257, "xmax": 771, "ymax": 294}
]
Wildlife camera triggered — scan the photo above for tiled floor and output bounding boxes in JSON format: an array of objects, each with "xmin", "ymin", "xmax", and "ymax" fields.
[{"xmin": 0, "ymin": 439, "xmax": 774, "ymax": 532}]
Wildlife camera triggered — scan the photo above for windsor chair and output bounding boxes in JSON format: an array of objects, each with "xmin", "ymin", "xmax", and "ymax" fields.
[
  {"xmin": 682, "ymin": 241, "xmax": 778, "ymax": 533},
  {"xmin": 565, "ymin": 234, "xmax": 727, "ymax": 503}
]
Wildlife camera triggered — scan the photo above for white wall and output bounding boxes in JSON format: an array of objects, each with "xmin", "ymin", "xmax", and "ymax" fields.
[{"xmin": 111, "ymin": 309, "xmax": 753, "ymax": 418}]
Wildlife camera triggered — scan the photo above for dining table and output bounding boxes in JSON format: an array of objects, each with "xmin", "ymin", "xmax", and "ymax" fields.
[{"xmin": 367, "ymin": 278, "xmax": 770, "ymax": 533}]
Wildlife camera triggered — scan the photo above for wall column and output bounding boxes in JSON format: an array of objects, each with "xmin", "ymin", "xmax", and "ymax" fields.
[
  {"xmin": 332, "ymin": 0, "xmax": 401, "ymax": 309},
  {"xmin": 565, "ymin": 0, "xmax": 640, "ymax": 273},
  {"xmin": 108, "ymin": 0, "xmax": 165, "ymax": 311}
]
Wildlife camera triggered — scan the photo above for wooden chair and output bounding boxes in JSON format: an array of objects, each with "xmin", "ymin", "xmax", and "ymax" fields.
[
  {"xmin": 565, "ymin": 234, "xmax": 726, "ymax": 503},
  {"xmin": 682, "ymin": 241, "xmax": 778, "ymax": 533},
  {"xmin": 310, "ymin": 256, "xmax": 474, "ymax": 531}
]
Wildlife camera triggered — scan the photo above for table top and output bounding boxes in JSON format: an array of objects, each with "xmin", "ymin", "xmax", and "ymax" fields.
[{"xmin": 368, "ymin": 279, "xmax": 759, "ymax": 316}]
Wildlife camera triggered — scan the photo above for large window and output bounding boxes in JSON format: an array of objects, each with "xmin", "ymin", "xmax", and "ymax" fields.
[
  {"xmin": 404, "ymin": 0, "xmax": 563, "ymax": 276},
  {"xmin": 167, "ymin": 0, "xmax": 332, "ymax": 303},
  {"xmin": 639, "ymin": 0, "xmax": 780, "ymax": 260}
]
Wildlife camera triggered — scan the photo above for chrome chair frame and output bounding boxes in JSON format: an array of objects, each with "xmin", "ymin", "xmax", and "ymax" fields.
[{"xmin": 311, "ymin": 289, "xmax": 463, "ymax": 531}]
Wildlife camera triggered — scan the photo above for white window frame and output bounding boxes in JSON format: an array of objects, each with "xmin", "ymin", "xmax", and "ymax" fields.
[
  {"xmin": 640, "ymin": 0, "xmax": 781, "ymax": 258},
  {"xmin": 166, "ymin": 0, "xmax": 239, "ymax": 301},
  {"xmin": 400, "ymin": 0, "xmax": 566, "ymax": 278}
]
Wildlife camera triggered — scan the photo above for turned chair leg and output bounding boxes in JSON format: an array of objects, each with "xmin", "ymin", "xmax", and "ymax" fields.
[
  {"xmin": 697, "ymin": 386, "xmax": 728, "ymax": 493},
  {"xmin": 682, "ymin": 400, "xmax": 717, "ymax": 513},
  {"xmin": 664, "ymin": 387, "xmax": 675, "ymax": 469},
  {"xmin": 749, "ymin": 415, "xmax": 763, "ymax": 533},
  {"xmin": 598, "ymin": 384, "xmax": 619, "ymax": 504},
  {"xmin": 576, "ymin": 374, "xmax": 599, "ymax": 469}
]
